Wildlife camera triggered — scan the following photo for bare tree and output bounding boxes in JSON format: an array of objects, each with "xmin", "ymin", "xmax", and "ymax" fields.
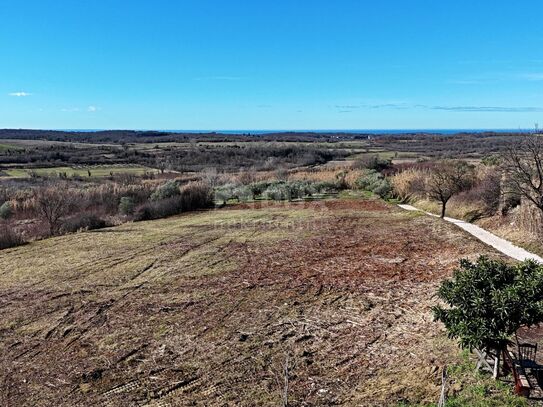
[
  {"xmin": 502, "ymin": 136, "xmax": 543, "ymax": 216},
  {"xmin": 34, "ymin": 186, "xmax": 76, "ymax": 235},
  {"xmin": 426, "ymin": 161, "xmax": 474, "ymax": 218}
]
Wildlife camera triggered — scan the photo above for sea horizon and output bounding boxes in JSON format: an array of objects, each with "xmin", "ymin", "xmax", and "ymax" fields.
[{"xmin": 34, "ymin": 128, "xmax": 538, "ymax": 135}]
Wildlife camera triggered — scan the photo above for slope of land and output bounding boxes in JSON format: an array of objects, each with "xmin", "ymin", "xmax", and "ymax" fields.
[
  {"xmin": 398, "ymin": 204, "xmax": 543, "ymax": 263},
  {"xmin": 0, "ymin": 198, "xmax": 506, "ymax": 406}
]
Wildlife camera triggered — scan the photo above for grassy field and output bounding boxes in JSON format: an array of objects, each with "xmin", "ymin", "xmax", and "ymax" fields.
[
  {"xmin": 0, "ymin": 165, "xmax": 159, "ymax": 178},
  {"xmin": 0, "ymin": 198, "xmax": 518, "ymax": 406},
  {"xmin": 0, "ymin": 143, "xmax": 23, "ymax": 152}
]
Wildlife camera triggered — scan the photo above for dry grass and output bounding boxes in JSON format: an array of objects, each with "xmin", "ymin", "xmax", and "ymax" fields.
[
  {"xmin": 0, "ymin": 198, "xmax": 507, "ymax": 406},
  {"xmin": 288, "ymin": 167, "xmax": 365, "ymax": 188}
]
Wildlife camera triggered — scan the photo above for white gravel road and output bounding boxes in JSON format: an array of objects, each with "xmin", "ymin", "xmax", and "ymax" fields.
[{"xmin": 398, "ymin": 204, "xmax": 543, "ymax": 263}]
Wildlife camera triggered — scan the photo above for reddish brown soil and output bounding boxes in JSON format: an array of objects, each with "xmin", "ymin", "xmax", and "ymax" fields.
[{"xmin": 0, "ymin": 199, "xmax": 503, "ymax": 406}]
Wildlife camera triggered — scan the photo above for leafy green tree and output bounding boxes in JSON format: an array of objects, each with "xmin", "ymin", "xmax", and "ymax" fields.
[
  {"xmin": 434, "ymin": 256, "xmax": 543, "ymax": 377},
  {"xmin": 150, "ymin": 181, "xmax": 180, "ymax": 201}
]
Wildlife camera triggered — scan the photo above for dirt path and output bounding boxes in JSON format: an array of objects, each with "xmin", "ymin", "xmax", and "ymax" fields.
[{"xmin": 398, "ymin": 204, "xmax": 543, "ymax": 263}]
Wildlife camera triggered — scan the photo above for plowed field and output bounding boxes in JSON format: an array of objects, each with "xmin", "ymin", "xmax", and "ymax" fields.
[{"xmin": 0, "ymin": 198, "xmax": 504, "ymax": 406}]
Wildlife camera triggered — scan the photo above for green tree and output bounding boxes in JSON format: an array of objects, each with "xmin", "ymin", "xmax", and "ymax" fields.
[
  {"xmin": 0, "ymin": 201, "xmax": 13, "ymax": 219},
  {"xmin": 434, "ymin": 256, "xmax": 543, "ymax": 378},
  {"xmin": 118, "ymin": 196, "xmax": 135, "ymax": 215},
  {"xmin": 150, "ymin": 180, "xmax": 180, "ymax": 201}
]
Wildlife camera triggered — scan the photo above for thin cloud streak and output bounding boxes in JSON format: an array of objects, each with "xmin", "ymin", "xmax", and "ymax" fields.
[
  {"xmin": 335, "ymin": 103, "xmax": 543, "ymax": 113},
  {"xmin": 194, "ymin": 76, "xmax": 242, "ymax": 81},
  {"xmin": 519, "ymin": 73, "xmax": 543, "ymax": 81},
  {"xmin": 430, "ymin": 105, "xmax": 543, "ymax": 112},
  {"xmin": 8, "ymin": 92, "xmax": 32, "ymax": 97}
]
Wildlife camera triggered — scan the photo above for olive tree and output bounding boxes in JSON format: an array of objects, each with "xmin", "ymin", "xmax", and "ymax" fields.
[
  {"xmin": 434, "ymin": 256, "xmax": 543, "ymax": 378},
  {"xmin": 426, "ymin": 160, "xmax": 474, "ymax": 218}
]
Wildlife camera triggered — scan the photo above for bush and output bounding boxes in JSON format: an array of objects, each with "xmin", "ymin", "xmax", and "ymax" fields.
[
  {"xmin": 434, "ymin": 256, "xmax": 543, "ymax": 377},
  {"xmin": 215, "ymin": 180, "xmax": 341, "ymax": 203},
  {"xmin": 178, "ymin": 182, "xmax": 214, "ymax": 211},
  {"xmin": 135, "ymin": 196, "xmax": 182, "ymax": 221},
  {"xmin": 457, "ymin": 168, "xmax": 501, "ymax": 217},
  {"xmin": 0, "ymin": 224, "xmax": 25, "ymax": 250},
  {"xmin": 481, "ymin": 154, "xmax": 501, "ymax": 166},
  {"xmin": 355, "ymin": 170, "xmax": 392, "ymax": 198},
  {"xmin": 118, "ymin": 196, "xmax": 135, "ymax": 215},
  {"xmin": 262, "ymin": 184, "xmax": 291, "ymax": 201},
  {"xmin": 353, "ymin": 155, "xmax": 392, "ymax": 171},
  {"xmin": 134, "ymin": 205, "xmax": 153, "ymax": 221},
  {"xmin": 61, "ymin": 213, "xmax": 109, "ymax": 233},
  {"xmin": 135, "ymin": 182, "xmax": 213, "ymax": 221},
  {"xmin": 150, "ymin": 181, "xmax": 180, "ymax": 201},
  {"xmin": 214, "ymin": 184, "xmax": 237, "ymax": 204},
  {"xmin": 0, "ymin": 201, "xmax": 13, "ymax": 219}
]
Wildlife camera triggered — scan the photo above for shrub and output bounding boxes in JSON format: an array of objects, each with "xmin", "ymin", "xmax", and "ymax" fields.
[
  {"xmin": 353, "ymin": 155, "xmax": 392, "ymax": 171},
  {"xmin": 135, "ymin": 196, "xmax": 182, "ymax": 221},
  {"xmin": 249, "ymin": 181, "xmax": 272, "ymax": 196},
  {"xmin": 434, "ymin": 256, "xmax": 543, "ymax": 378},
  {"xmin": 118, "ymin": 196, "xmax": 135, "ymax": 215},
  {"xmin": 481, "ymin": 154, "xmax": 501, "ymax": 166},
  {"xmin": 355, "ymin": 170, "xmax": 392, "ymax": 198},
  {"xmin": 0, "ymin": 201, "xmax": 13, "ymax": 219},
  {"xmin": 215, "ymin": 180, "xmax": 340, "ymax": 204},
  {"xmin": 262, "ymin": 184, "xmax": 291, "ymax": 201},
  {"xmin": 0, "ymin": 224, "xmax": 25, "ymax": 250},
  {"xmin": 134, "ymin": 205, "xmax": 153, "ymax": 221},
  {"xmin": 62, "ymin": 213, "xmax": 109, "ymax": 233},
  {"xmin": 457, "ymin": 168, "xmax": 501, "ymax": 217},
  {"xmin": 214, "ymin": 184, "xmax": 237, "ymax": 204},
  {"xmin": 232, "ymin": 185, "xmax": 254, "ymax": 202},
  {"xmin": 135, "ymin": 182, "xmax": 213, "ymax": 221},
  {"xmin": 150, "ymin": 181, "xmax": 180, "ymax": 201},
  {"xmin": 178, "ymin": 182, "xmax": 214, "ymax": 211}
]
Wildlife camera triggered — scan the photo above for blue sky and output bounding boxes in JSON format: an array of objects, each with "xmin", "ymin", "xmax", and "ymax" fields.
[{"xmin": 2, "ymin": 0, "xmax": 543, "ymax": 130}]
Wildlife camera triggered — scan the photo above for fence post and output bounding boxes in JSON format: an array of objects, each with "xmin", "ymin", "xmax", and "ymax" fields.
[{"xmin": 438, "ymin": 365, "xmax": 447, "ymax": 407}]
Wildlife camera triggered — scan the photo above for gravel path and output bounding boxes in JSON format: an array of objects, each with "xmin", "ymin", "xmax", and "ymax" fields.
[{"xmin": 398, "ymin": 204, "xmax": 543, "ymax": 263}]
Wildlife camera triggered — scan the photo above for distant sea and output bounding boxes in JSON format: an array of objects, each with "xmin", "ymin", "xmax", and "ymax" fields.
[{"xmin": 58, "ymin": 129, "xmax": 531, "ymax": 134}]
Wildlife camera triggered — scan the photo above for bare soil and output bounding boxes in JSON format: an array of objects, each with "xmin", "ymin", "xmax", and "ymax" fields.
[{"xmin": 0, "ymin": 199, "xmax": 504, "ymax": 406}]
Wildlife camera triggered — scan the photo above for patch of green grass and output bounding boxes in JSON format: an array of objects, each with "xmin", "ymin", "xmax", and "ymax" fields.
[
  {"xmin": 338, "ymin": 189, "xmax": 373, "ymax": 199},
  {"xmin": 0, "ymin": 143, "xmax": 22, "ymax": 151},
  {"xmin": 395, "ymin": 349, "xmax": 528, "ymax": 407},
  {"xmin": 444, "ymin": 350, "xmax": 528, "ymax": 407}
]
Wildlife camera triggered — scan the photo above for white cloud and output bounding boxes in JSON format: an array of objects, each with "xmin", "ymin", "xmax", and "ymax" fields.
[
  {"xmin": 61, "ymin": 106, "xmax": 101, "ymax": 112},
  {"xmin": 9, "ymin": 91, "xmax": 31, "ymax": 97}
]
